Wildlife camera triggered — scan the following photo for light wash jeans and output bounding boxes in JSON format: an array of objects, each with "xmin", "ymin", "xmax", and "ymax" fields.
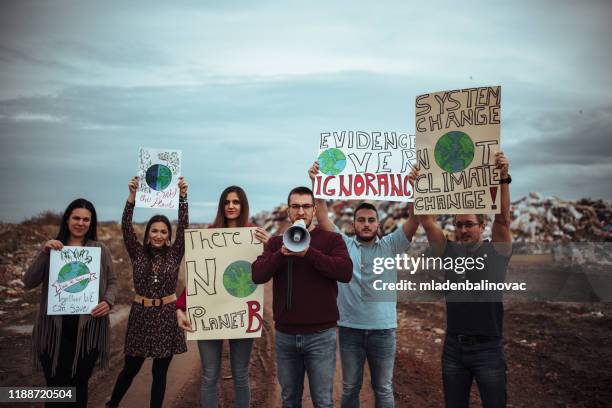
[
  {"xmin": 197, "ymin": 338, "xmax": 254, "ymax": 408},
  {"xmin": 339, "ymin": 326, "xmax": 396, "ymax": 408},
  {"xmin": 275, "ymin": 327, "xmax": 337, "ymax": 408}
]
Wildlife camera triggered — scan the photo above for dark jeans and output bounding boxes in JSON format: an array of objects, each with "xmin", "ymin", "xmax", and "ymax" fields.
[
  {"xmin": 339, "ymin": 327, "xmax": 396, "ymax": 408},
  {"xmin": 107, "ymin": 355, "xmax": 173, "ymax": 408},
  {"xmin": 442, "ymin": 334, "xmax": 507, "ymax": 408}
]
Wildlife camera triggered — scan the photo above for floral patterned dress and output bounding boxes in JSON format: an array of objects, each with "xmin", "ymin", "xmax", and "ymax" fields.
[{"xmin": 122, "ymin": 200, "xmax": 187, "ymax": 358}]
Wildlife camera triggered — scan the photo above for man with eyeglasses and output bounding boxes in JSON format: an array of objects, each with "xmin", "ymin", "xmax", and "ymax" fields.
[
  {"xmin": 307, "ymin": 162, "xmax": 419, "ymax": 408},
  {"xmin": 252, "ymin": 186, "xmax": 352, "ymax": 408},
  {"xmin": 410, "ymin": 151, "xmax": 512, "ymax": 408}
]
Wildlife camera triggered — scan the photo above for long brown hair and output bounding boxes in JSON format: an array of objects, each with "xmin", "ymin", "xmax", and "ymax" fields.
[
  {"xmin": 56, "ymin": 198, "xmax": 98, "ymax": 244},
  {"xmin": 212, "ymin": 186, "xmax": 250, "ymax": 228}
]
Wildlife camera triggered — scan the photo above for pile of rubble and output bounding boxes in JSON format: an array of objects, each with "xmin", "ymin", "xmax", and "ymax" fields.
[
  {"xmin": 251, "ymin": 193, "xmax": 612, "ymax": 243},
  {"xmin": 509, "ymin": 193, "xmax": 610, "ymax": 242},
  {"xmin": 2, "ymin": 193, "xmax": 610, "ymax": 310},
  {"xmin": 251, "ymin": 206, "xmax": 292, "ymax": 236},
  {"xmin": 0, "ymin": 222, "xmax": 55, "ymax": 310}
]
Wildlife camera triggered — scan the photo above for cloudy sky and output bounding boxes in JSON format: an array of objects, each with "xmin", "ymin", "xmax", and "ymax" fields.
[{"xmin": 1, "ymin": 0, "xmax": 611, "ymax": 222}]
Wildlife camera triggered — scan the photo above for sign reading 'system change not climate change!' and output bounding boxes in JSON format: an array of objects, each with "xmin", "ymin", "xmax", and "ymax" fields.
[
  {"xmin": 136, "ymin": 147, "xmax": 182, "ymax": 210},
  {"xmin": 414, "ymin": 86, "xmax": 502, "ymax": 214},
  {"xmin": 315, "ymin": 131, "xmax": 416, "ymax": 202},
  {"xmin": 47, "ymin": 246, "xmax": 100, "ymax": 315},
  {"xmin": 184, "ymin": 228, "xmax": 264, "ymax": 340}
]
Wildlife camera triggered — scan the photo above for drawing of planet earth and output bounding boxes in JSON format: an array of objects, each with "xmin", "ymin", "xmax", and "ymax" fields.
[
  {"xmin": 145, "ymin": 164, "xmax": 173, "ymax": 191},
  {"xmin": 434, "ymin": 131, "xmax": 475, "ymax": 173},
  {"xmin": 223, "ymin": 260, "xmax": 257, "ymax": 298},
  {"xmin": 318, "ymin": 148, "xmax": 347, "ymax": 176},
  {"xmin": 58, "ymin": 261, "xmax": 90, "ymax": 293}
]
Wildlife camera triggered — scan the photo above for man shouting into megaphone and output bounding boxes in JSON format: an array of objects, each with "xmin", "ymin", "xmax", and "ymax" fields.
[{"xmin": 252, "ymin": 186, "xmax": 352, "ymax": 408}]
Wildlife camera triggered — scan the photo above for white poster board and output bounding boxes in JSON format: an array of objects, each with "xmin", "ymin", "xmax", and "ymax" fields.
[
  {"xmin": 47, "ymin": 246, "xmax": 101, "ymax": 315},
  {"xmin": 136, "ymin": 147, "xmax": 182, "ymax": 209},
  {"xmin": 314, "ymin": 131, "xmax": 416, "ymax": 201},
  {"xmin": 184, "ymin": 228, "xmax": 264, "ymax": 340},
  {"xmin": 414, "ymin": 86, "xmax": 502, "ymax": 214}
]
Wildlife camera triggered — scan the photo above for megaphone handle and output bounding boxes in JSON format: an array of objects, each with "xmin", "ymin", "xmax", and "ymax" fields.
[{"xmin": 286, "ymin": 259, "xmax": 293, "ymax": 310}]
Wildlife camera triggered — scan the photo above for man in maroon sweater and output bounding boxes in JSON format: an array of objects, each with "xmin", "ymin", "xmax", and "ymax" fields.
[{"xmin": 252, "ymin": 186, "xmax": 352, "ymax": 408}]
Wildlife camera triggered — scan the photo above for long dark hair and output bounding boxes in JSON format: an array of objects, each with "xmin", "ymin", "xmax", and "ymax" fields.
[
  {"xmin": 212, "ymin": 186, "xmax": 250, "ymax": 228},
  {"xmin": 55, "ymin": 198, "xmax": 98, "ymax": 245},
  {"xmin": 144, "ymin": 215, "xmax": 172, "ymax": 254}
]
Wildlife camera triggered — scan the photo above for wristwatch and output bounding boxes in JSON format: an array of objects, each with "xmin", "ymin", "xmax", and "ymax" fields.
[{"xmin": 500, "ymin": 175, "xmax": 512, "ymax": 184}]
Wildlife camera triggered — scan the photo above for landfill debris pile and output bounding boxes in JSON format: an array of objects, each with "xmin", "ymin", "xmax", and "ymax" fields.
[
  {"xmin": 251, "ymin": 205, "xmax": 293, "ymax": 236},
  {"xmin": 2, "ymin": 193, "xmax": 610, "ymax": 309},
  {"xmin": 509, "ymin": 193, "xmax": 611, "ymax": 243},
  {"xmin": 251, "ymin": 192, "xmax": 612, "ymax": 243}
]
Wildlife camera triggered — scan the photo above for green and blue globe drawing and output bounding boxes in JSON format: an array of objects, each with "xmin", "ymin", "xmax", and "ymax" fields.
[
  {"xmin": 145, "ymin": 164, "xmax": 172, "ymax": 191},
  {"xmin": 58, "ymin": 261, "xmax": 90, "ymax": 293},
  {"xmin": 223, "ymin": 260, "xmax": 257, "ymax": 298},
  {"xmin": 434, "ymin": 131, "xmax": 475, "ymax": 173},
  {"xmin": 318, "ymin": 148, "xmax": 347, "ymax": 176}
]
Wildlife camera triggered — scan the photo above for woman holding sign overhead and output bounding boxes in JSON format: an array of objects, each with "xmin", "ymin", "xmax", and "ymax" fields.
[
  {"xmin": 175, "ymin": 185, "xmax": 269, "ymax": 408},
  {"xmin": 106, "ymin": 176, "xmax": 188, "ymax": 408},
  {"xmin": 23, "ymin": 198, "xmax": 118, "ymax": 407}
]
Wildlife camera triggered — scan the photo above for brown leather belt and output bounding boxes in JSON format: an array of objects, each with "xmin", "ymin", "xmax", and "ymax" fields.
[{"xmin": 133, "ymin": 293, "xmax": 177, "ymax": 307}]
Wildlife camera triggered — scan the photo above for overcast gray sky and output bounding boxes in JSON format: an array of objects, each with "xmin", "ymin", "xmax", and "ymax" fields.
[{"xmin": 1, "ymin": 0, "xmax": 611, "ymax": 222}]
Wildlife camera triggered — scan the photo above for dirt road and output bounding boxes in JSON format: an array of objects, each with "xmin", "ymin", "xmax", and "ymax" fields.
[
  {"xmin": 86, "ymin": 291, "xmax": 611, "ymax": 408},
  {"xmin": 90, "ymin": 281, "xmax": 375, "ymax": 407},
  {"xmin": 175, "ymin": 282, "xmax": 375, "ymax": 407}
]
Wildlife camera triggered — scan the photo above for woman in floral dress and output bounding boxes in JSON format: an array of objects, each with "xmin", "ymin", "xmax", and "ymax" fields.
[{"xmin": 106, "ymin": 176, "xmax": 188, "ymax": 408}]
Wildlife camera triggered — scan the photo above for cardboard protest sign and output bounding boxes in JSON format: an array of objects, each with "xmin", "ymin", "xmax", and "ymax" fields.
[
  {"xmin": 47, "ymin": 246, "xmax": 100, "ymax": 315},
  {"xmin": 414, "ymin": 86, "xmax": 502, "ymax": 214},
  {"xmin": 136, "ymin": 147, "xmax": 182, "ymax": 209},
  {"xmin": 184, "ymin": 228, "xmax": 264, "ymax": 340},
  {"xmin": 314, "ymin": 131, "xmax": 416, "ymax": 202}
]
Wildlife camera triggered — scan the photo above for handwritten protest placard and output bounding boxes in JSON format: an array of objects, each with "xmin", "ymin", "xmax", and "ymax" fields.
[
  {"xmin": 414, "ymin": 86, "xmax": 502, "ymax": 214},
  {"xmin": 314, "ymin": 131, "xmax": 416, "ymax": 202},
  {"xmin": 47, "ymin": 246, "xmax": 100, "ymax": 315},
  {"xmin": 136, "ymin": 147, "xmax": 182, "ymax": 209},
  {"xmin": 184, "ymin": 228, "xmax": 264, "ymax": 340}
]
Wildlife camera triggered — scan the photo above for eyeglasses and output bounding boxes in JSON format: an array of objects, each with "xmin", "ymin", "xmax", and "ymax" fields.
[
  {"xmin": 289, "ymin": 204, "xmax": 314, "ymax": 211},
  {"xmin": 454, "ymin": 221, "xmax": 480, "ymax": 229}
]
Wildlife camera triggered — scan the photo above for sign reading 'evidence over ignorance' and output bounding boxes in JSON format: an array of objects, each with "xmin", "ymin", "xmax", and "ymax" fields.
[
  {"xmin": 184, "ymin": 228, "xmax": 264, "ymax": 340},
  {"xmin": 314, "ymin": 131, "xmax": 416, "ymax": 202},
  {"xmin": 414, "ymin": 86, "xmax": 502, "ymax": 214}
]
